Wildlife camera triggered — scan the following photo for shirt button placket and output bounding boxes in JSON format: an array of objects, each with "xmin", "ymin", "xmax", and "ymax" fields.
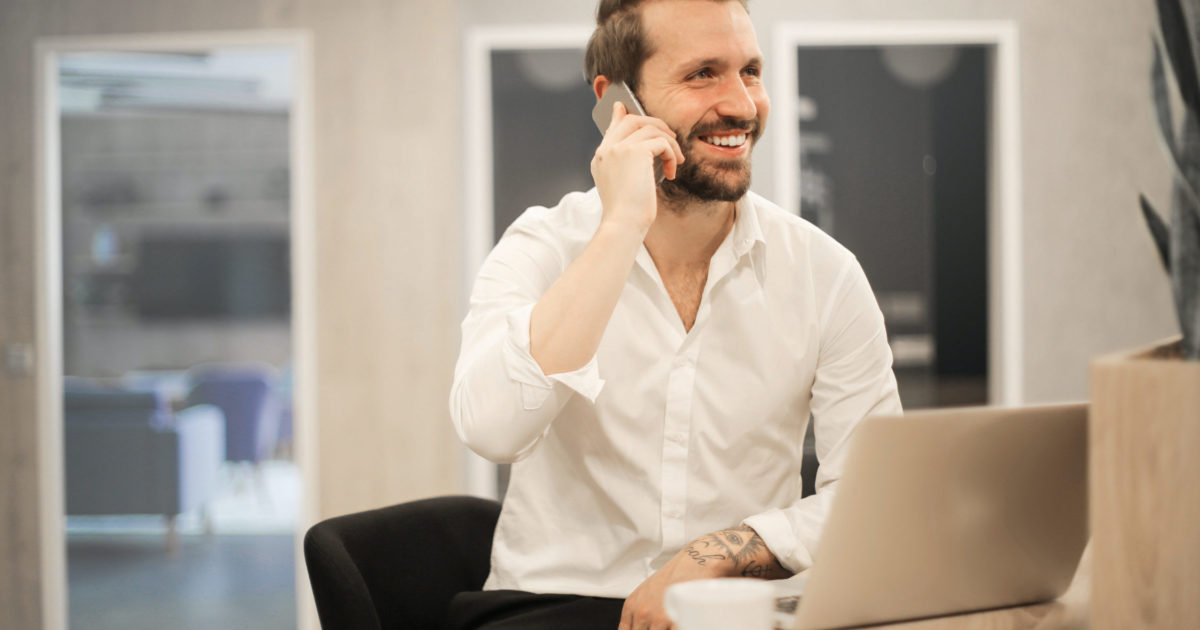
[{"xmin": 661, "ymin": 351, "xmax": 695, "ymax": 553}]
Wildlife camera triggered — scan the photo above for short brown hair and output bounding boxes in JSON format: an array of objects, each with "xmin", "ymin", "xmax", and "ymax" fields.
[{"xmin": 584, "ymin": 0, "xmax": 749, "ymax": 93}]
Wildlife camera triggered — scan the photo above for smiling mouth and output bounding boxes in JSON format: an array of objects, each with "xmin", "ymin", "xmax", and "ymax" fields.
[{"xmin": 698, "ymin": 133, "xmax": 748, "ymax": 148}]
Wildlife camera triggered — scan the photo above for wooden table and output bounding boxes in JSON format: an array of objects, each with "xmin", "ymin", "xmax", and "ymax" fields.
[{"xmin": 774, "ymin": 546, "xmax": 1091, "ymax": 630}]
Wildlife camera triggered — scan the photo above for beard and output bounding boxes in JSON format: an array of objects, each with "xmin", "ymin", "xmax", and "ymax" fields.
[{"xmin": 659, "ymin": 115, "xmax": 762, "ymax": 203}]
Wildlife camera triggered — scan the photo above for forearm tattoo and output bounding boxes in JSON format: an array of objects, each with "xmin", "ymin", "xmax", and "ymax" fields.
[{"xmin": 682, "ymin": 524, "xmax": 791, "ymax": 579}]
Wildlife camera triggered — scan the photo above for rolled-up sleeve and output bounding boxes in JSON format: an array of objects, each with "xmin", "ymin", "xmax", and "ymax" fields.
[
  {"xmin": 450, "ymin": 212, "xmax": 605, "ymax": 464},
  {"xmin": 743, "ymin": 259, "xmax": 902, "ymax": 573}
]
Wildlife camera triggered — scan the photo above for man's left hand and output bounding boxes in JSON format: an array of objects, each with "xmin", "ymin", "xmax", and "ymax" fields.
[{"xmin": 618, "ymin": 524, "xmax": 791, "ymax": 630}]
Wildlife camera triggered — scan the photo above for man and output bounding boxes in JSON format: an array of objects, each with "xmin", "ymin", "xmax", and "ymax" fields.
[{"xmin": 449, "ymin": 0, "xmax": 901, "ymax": 628}]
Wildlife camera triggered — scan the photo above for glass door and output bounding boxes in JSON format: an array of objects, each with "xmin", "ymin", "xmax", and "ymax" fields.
[{"xmin": 57, "ymin": 46, "xmax": 300, "ymax": 630}]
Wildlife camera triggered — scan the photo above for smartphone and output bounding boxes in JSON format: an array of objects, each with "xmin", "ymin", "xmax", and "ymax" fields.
[{"xmin": 591, "ymin": 81, "xmax": 665, "ymax": 183}]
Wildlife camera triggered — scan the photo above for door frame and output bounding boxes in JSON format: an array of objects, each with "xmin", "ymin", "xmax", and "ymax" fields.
[
  {"xmin": 771, "ymin": 21, "xmax": 1024, "ymax": 405},
  {"xmin": 34, "ymin": 29, "xmax": 319, "ymax": 630}
]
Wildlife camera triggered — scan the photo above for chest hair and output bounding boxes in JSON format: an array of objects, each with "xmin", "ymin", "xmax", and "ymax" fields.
[{"xmin": 661, "ymin": 262, "xmax": 710, "ymax": 332}]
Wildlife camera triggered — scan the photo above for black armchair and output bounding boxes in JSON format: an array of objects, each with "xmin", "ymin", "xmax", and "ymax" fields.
[{"xmin": 304, "ymin": 495, "xmax": 502, "ymax": 630}]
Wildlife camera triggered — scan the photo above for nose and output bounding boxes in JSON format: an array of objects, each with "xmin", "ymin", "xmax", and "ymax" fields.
[{"xmin": 715, "ymin": 76, "xmax": 757, "ymax": 121}]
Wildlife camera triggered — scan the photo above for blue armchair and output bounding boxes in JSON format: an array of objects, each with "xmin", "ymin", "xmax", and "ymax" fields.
[{"xmin": 186, "ymin": 364, "xmax": 279, "ymax": 464}]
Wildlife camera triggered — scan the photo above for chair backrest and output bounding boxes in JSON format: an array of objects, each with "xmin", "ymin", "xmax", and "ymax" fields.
[
  {"xmin": 64, "ymin": 389, "xmax": 169, "ymax": 427},
  {"xmin": 304, "ymin": 496, "xmax": 501, "ymax": 630},
  {"xmin": 187, "ymin": 366, "xmax": 277, "ymax": 462}
]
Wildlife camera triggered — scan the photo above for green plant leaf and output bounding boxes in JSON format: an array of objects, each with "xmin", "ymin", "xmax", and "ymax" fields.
[
  {"xmin": 1170, "ymin": 193, "xmax": 1200, "ymax": 358},
  {"xmin": 1158, "ymin": 134, "xmax": 1200, "ymax": 219},
  {"xmin": 1156, "ymin": 0, "xmax": 1200, "ymax": 117},
  {"xmin": 1152, "ymin": 42, "xmax": 1180, "ymax": 159},
  {"xmin": 1140, "ymin": 194, "xmax": 1172, "ymax": 272},
  {"xmin": 1151, "ymin": 39, "xmax": 1200, "ymax": 220},
  {"xmin": 1151, "ymin": 41, "xmax": 1200, "ymax": 221}
]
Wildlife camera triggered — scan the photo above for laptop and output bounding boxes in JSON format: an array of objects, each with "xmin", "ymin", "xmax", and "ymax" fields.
[{"xmin": 791, "ymin": 403, "xmax": 1089, "ymax": 630}]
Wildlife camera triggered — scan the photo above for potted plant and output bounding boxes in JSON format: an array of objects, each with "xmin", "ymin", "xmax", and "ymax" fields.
[{"xmin": 1090, "ymin": 0, "xmax": 1200, "ymax": 627}]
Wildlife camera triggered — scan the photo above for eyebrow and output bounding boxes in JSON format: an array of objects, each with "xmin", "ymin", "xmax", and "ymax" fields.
[{"xmin": 681, "ymin": 55, "xmax": 764, "ymax": 70}]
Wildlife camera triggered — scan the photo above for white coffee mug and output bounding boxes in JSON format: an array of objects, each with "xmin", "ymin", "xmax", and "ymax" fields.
[{"xmin": 664, "ymin": 578, "xmax": 776, "ymax": 630}]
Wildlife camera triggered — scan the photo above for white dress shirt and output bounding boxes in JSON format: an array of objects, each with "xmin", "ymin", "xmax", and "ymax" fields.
[{"xmin": 450, "ymin": 188, "xmax": 901, "ymax": 598}]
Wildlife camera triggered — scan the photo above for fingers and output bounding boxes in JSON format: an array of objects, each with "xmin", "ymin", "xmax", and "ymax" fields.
[
  {"xmin": 620, "ymin": 599, "xmax": 674, "ymax": 630},
  {"xmin": 644, "ymin": 138, "xmax": 679, "ymax": 181},
  {"xmin": 624, "ymin": 613, "xmax": 670, "ymax": 630},
  {"xmin": 592, "ymin": 137, "xmax": 679, "ymax": 183},
  {"xmin": 618, "ymin": 602, "xmax": 633, "ymax": 630},
  {"xmin": 603, "ymin": 102, "xmax": 678, "ymax": 147},
  {"xmin": 598, "ymin": 121, "xmax": 684, "ymax": 181},
  {"xmin": 606, "ymin": 100, "xmax": 627, "ymax": 136},
  {"xmin": 596, "ymin": 98, "xmax": 684, "ymax": 181},
  {"xmin": 620, "ymin": 127, "xmax": 684, "ymax": 175}
]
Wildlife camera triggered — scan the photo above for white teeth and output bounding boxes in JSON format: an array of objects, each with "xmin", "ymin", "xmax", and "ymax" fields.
[{"xmin": 702, "ymin": 134, "xmax": 747, "ymax": 147}]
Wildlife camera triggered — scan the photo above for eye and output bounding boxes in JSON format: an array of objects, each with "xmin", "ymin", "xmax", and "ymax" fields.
[
  {"xmin": 688, "ymin": 67, "xmax": 714, "ymax": 81},
  {"xmin": 740, "ymin": 65, "xmax": 764, "ymax": 86}
]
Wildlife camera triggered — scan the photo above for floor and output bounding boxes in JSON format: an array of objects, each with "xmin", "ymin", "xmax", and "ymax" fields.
[
  {"xmin": 68, "ymin": 533, "xmax": 296, "ymax": 630},
  {"xmin": 67, "ymin": 460, "xmax": 299, "ymax": 630}
]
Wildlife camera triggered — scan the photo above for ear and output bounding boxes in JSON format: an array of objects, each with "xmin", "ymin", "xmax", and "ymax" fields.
[{"xmin": 593, "ymin": 75, "xmax": 612, "ymax": 100}]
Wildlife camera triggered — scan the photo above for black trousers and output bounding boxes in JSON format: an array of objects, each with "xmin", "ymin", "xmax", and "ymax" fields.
[{"xmin": 447, "ymin": 590, "xmax": 625, "ymax": 630}]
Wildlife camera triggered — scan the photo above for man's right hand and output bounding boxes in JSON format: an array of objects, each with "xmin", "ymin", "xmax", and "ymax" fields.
[
  {"xmin": 590, "ymin": 101, "xmax": 684, "ymax": 236},
  {"xmin": 528, "ymin": 102, "xmax": 681, "ymax": 376}
]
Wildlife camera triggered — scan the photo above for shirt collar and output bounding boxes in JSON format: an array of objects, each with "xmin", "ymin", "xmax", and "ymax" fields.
[
  {"xmin": 633, "ymin": 193, "xmax": 769, "ymax": 284},
  {"xmin": 730, "ymin": 194, "xmax": 766, "ymax": 259},
  {"xmin": 729, "ymin": 194, "xmax": 768, "ymax": 287}
]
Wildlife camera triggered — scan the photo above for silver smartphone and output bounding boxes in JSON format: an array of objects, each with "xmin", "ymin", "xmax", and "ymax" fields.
[{"xmin": 591, "ymin": 81, "xmax": 665, "ymax": 183}]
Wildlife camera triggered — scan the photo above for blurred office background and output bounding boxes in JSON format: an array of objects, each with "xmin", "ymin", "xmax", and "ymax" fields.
[
  {"xmin": 0, "ymin": 0, "xmax": 1178, "ymax": 629},
  {"xmin": 58, "ymin": 48, "xmax": 299, "ymax": 629}
]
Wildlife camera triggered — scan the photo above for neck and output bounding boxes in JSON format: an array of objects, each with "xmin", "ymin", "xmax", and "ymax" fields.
[{"xmin": 643, "ymin": 192, "xmax": 737, "ymax": 269}]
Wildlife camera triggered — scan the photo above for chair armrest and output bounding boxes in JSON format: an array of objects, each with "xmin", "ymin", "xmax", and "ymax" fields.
[
  {"xmin": 64, "ymin": 422, "xmax": 179, "ymax": 515},
  {"xmin": 174, "ymin": 404, "xmax": 226, "ymax": 513}
]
